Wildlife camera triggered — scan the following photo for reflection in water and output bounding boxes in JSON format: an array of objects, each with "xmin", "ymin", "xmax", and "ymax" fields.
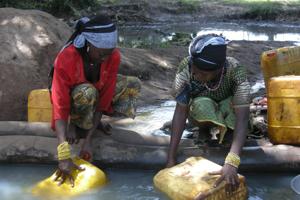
[
  {"xmin": 247, "ymin": 173, "xmax": 299, "ymax": 200},
  {"xmin": 0, "ymin": 164, "xmax": 299, "ymax": 200},
  {"xmin": 118, "ymin": 22, "xmax": 300, "ymax": 47}
]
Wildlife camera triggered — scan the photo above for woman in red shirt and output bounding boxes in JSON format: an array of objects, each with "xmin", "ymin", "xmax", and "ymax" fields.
[{"xmin": 51, "ymin": 15, "xmax": 141, "ymax": 186}]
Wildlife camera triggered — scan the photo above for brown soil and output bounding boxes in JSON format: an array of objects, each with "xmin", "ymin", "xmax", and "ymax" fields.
[
  {"xmin": 0, "ymin": 8, "xmax": 72, "ymax": 121},
  {"xmin": 120, "ymin": 41, "xmax": 294, "ymax": 106},
  {"xmin": 0, "ymin": 8, "xmax": 294, "ymax": 121}
]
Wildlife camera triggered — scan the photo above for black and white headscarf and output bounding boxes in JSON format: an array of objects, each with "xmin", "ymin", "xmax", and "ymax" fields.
[
  {"xmin": 68, "ymin": 16, "xmax": 117, "ymax": 49},
  {"xmin": 189, "ymin": 34, "xmax": 229, "ymax": 71}
]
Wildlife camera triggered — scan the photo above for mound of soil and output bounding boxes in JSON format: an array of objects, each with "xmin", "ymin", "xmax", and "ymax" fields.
[{"xmin": 0, "ymin": 8, "xmax": 72, "ymax": 121}]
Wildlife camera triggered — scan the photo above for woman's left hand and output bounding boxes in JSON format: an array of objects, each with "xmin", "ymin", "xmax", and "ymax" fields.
[{"xmin": 209, "ymin": 164, "xmax": 240, "ymax": 194}]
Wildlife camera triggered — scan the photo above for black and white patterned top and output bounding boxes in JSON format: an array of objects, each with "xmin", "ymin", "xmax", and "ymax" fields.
[{"xmin": 172, "ymin": 56, "xmax": 251, "ymax": 107}]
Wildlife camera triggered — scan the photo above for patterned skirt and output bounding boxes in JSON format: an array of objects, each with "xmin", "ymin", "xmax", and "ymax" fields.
[{"xmin": 70, "ymin": 74, "xmax": 141, "ymax": 130}]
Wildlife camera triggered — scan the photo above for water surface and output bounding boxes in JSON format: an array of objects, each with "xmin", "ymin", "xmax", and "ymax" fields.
[
  {"xmin": 118, "ymin": 22, "xmax": 300, "ymax": 47},
  {"xmin": 0, "ymin": 164, "xmax": 298, "ymax": 200}
]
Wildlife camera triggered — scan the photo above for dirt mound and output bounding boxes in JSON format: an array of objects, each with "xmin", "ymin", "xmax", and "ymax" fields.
[{"xmin": 0, "ymin": 8, "xmax": 72, "ymax": 121}]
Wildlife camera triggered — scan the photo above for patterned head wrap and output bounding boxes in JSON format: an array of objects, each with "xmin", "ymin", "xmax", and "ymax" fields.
[
  {"xmin": 68, "ymin": 15, "xmax": 117, "ymax": 49},
  {"xmin": 189, "ymin": 34, "xmax": 228, "ymax": 71}
]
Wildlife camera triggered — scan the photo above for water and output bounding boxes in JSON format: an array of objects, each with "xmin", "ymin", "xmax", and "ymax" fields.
[
  {"xmin": 0, "ymin": 101, "xmax": 298, "ymax": 200},
  {"xmin": 0, "ymin": 164, "xmax": 166, "ymax": 200},
  {"xmin": 0, "ymin": 164, "xmax": 298, "ymax": 200},
  {"xmin": 118, "ymin": 22, "xmax": 300, "ymax": 47},
  {"xmin": 247, "ymin": 173, "xmax": 299, "ymax": 200},
  {"xmin": 111, "ymin": 101, "xmax": 175, "ymax": 135},
  {"xmin": 110, "ymin": 101, "xmax": 192, "ymax": 138}
]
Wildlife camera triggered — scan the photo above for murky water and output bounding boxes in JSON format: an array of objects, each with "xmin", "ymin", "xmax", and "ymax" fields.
[
  {"xmin": 0, "ymin": 164, "xmax": 299, "ymax": 200},
  {"xmin": 118, "ymin": 22, "xmax": 300, "ymax": 47},
  {"xmin": 1, "ymin": 100, "xmax": 299, "ymax": 199}
]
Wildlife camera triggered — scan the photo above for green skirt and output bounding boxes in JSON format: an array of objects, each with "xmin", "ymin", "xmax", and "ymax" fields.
[{"xmin": 189, "ymin": 97, "xmax": 235, "ymax": 143}]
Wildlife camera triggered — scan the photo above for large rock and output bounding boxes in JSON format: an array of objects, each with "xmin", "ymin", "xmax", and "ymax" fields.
[
  {"xmin": 0, "ymin": 8, "xmax": 72, "ymax": 121},
  {"xmin": 0, "ymin": 121, "xmax": 300, "ymax": 172}
]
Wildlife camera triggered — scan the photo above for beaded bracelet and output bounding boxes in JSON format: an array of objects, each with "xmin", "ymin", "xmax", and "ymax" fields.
[
  {"xmin": 57, "ymin": 141, "xmax": 71, "ymax": 160},
  {"xmin": 225, "ymin": 152, "xmax": 240, "ymax": 168}
]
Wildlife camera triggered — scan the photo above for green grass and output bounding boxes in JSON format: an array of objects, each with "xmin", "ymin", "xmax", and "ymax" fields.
[
  {"xmin": 223, "ymin": 0, "xmax": 300, "ymax": 20},
  {"xmin": 0, "ymin": 0, "xmax": 98, "ymax": 16},
  {"xmin": 223, "ymin": 0, "xmax": 300, "ymax": 5},
  {"xmin": 244, "ymin": 2, "xmax": 282, "ymax": 20},
  {"xmin": 96, "ymin": 0, "xmax": 121, "ymax": 3}
]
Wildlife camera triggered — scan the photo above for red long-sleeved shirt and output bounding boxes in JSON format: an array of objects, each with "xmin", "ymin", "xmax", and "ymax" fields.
[{"xmin": 51, "ymin": 44, "xmax": 120, "ymax": 130}]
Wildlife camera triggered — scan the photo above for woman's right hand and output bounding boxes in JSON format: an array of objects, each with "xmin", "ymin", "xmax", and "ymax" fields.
[{"xmin": 54, "ymin": 159, "xmax": 85, "ymax": 187}]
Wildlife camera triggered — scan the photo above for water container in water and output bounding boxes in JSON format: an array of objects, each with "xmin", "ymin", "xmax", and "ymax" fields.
[
  {"xmin": 153, "ymin": 157, "xmax": 248, "ymax": 200},
  {"xmin": 261, "ymin": 46, "xmax": 300, "ymax": 92},
  {"xmin": 268, "ymin": 76, "xmax": 300, "ymax": 145},
  {"xmin": 31, "ymin": 157, "xmax": 107, "ymax": 198},
  {"xmin": 28, "ymin": 89, "xmax": 52, "ymax": 122}
]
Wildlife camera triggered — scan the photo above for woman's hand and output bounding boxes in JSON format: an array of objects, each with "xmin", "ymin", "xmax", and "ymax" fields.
[
  {"xmin": 209, "ymin": 164, "xmax": 239, "ymax": 194},
  {"xmin": 54, "ymin": 159, "xmax": 85, "ymax": 187}
]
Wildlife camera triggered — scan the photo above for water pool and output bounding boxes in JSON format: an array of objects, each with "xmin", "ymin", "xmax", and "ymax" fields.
[{"xmin": 0, "ymin": 164, "xmax": 298, "ymax": 200}]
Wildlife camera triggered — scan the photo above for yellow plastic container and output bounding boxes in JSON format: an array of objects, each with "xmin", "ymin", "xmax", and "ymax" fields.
[
  {"xmin": 28, "ymin": 89, "xmax": 52, "ymax": 122},
  {"xmin": 267, "ymin": 76, "xmax": 300, "ymax": 145},
  {"xmin": 261, "ymin": 46, "xmax": 300, "ymax": 92},
  {"xmin": 31, "ymin": 157, "xmax": 107, "ymax": 199},
  {"xmin": 153, "ymin": 157, "xmax": 248, "ymax": 200}
]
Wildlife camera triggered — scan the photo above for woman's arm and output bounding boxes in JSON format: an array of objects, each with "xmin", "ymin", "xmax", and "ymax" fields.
[
  {"xmin": 230, "ymin": 106, "xmax": 249, "ymax": 155},
  {"xmin": 166, "ymin": 103, "xmax": 188, "ymax": 167}
]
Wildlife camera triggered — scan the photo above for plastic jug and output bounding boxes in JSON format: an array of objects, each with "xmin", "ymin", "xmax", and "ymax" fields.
[
  {"xmin": 31, "ymin": 157, "xmax": 107, "ymax": 198},
  {"xmin": 153, "ymin": 157, "xmax": 248, "ymax": 200},
  {"xmin": 28, "ymin": 89, "xmax": 52, "ymax": 122},
  {"xmin": 261, "ymin": 46, "xmax": 300, "ymax": 92},
  {"xmin": 268, "ymin": 76, "xmax": 300, "ymax": 145}
]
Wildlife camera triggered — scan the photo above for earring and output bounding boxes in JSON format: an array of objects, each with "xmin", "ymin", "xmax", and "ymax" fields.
[{"xmin": 87, "ymin": 46, "xmax": 90, "ymax": 53}]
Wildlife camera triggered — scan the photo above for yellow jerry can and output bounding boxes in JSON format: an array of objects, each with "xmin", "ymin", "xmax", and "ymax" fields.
[
  {"xmin": 153, "ymin": 157, "xmax": 248, "ymax": 200},
  {"xmin": 261, "ymin": 46, "xmax": 300, "ymax": 92},
  {"xmin": 28, "ymin": 89, "xmax": 52, "ymax": 122},
  {"xmin": 267, "ymin": 76, "xmax": 300, "ymax": 145},
  {"xmin": 31, "ymin": 157, "xmax": 107, "ymax": 198}
]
